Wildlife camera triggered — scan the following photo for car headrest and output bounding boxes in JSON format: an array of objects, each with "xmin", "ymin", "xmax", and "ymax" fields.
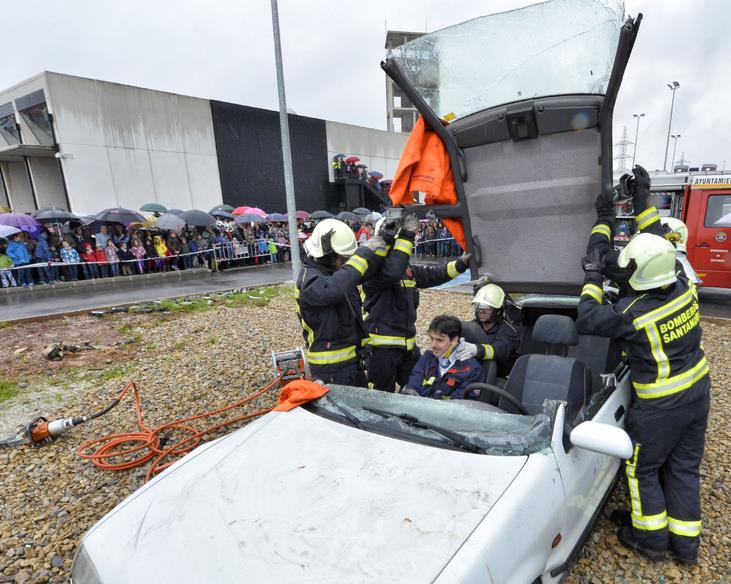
[{"xmin": 533, "ymin": 315, "xmax": 578, "ymax": 347}]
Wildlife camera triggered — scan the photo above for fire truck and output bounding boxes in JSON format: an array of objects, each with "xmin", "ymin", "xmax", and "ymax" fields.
[{"xmin": 613, "ymin": 169, "xmax": 731, "ymax": 289}]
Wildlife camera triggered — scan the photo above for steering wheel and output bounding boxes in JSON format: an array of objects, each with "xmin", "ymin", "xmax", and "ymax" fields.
[{"xmin": 465, "ymin": 383, "xmax": 529, "ymax": 415}]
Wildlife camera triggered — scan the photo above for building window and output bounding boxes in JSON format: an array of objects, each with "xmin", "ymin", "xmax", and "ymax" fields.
[
  {"xmin": 0, "ymin": 102, "xmax": 19, "ymax": 147},
  {"xmin": 15, "ymin": 90, "xmax": 54, "ymax": 147}
]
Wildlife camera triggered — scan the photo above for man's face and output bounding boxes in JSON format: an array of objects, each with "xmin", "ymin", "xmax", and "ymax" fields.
[
  {"xmin": 100, "ymin": 226, "xmax": 107, "ymax": 233},
  {"xmin": 475, "ymin": 306, "xmax": 495, "ymax": 324},
  {"xmin": 428, "ymin": 331, "xmax": 457, "ymax": 358}
]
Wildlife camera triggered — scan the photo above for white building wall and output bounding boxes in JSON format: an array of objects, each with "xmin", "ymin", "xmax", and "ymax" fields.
[
  {"xmin": 1, "ymin": 161, "xmax": 34, "ymax": 213},
  {"xmin": 28, "ymin": 158, "xmax": 66, "ymax": 208},
  {"xmin": 46, "ymin": 72, "xmax": 223, "ymax": 215},
  {"xmin": 325, "ymin": 121, "xmax": 408, "ymax": 183}
]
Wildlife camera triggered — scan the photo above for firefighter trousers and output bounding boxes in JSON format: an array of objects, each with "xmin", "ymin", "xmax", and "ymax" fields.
[
  {"xmin": 367, "ymin": 347, "xmax": 421, "ymax": 392},
  {"xmin": 625, "ymin": 393, "xmax": 710, "ymax": 558},
  {"xmin": 310, "ymin": 360, "xmax": 367, "ymax": 388}
]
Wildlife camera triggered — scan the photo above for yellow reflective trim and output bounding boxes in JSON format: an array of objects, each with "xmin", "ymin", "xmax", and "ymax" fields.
[
  {"xmin": 307, "ymin": 345, "xmax": 357, "ymax": 365},
  {"xmin": 375, "ymin": 248, "xmax": 388, "ymax": 257},
  {"xmin": 635, "ymin": 207, "xmax": 657, "ymax": 221},
  {"xmin": 668, "ymin": 517, "xmax": 702, "ymax": 537},
  {"xmin": 400, "ymin": 279, "xmax": 416, "ymax": 288},
  {"xmin": 369, "ymin": 334, "xmax": 416, "ymax": 350},
  {"xmin": 347, "ymin": 255, "xmax": 368, "ymax": 276},
  {"xmin": 482, "ymin": 344, "xmax": 494, "ymax": 360},
  {"xmin": 636, "ymin": 207, "xmax": 660, "ymax": 231},
  {"xmin": 447, "ymin": 261, "xmax": 459, "ymax": 279},
  {"xmin": 633, "ymin": 357, "xmax": 709, "ymax": 399},
  {"xmin": 633, "ymin": 288, "xmax": 694, "ymax": 330},
  {"xmin": 632, "ymin": 510, "xmax": 669, "ymax": 531},
  {"xmin": 644, "ymin": 324, "xmax": 670, "ymax": 382},
  {"xmin": 591, "ymin": 224, "xmax": 611, "ymax": 239},
  {"xmin": 424, "ymin": 376, "xmax": 435, "ymax": 386},
  {"xmin": 581, "ymin": 283, "xmax": 603, "ymax": 304},
  {"xmin": 393, "ymin": 238, "xmax": 413, "ymax": 255},
  {"xmin": 626, "ymin": 444, "xmax": 643, "ymax": 518}
]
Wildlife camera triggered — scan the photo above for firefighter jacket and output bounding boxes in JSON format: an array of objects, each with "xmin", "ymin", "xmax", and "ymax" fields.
[
  {"xmin": 295, "ymin": 248, "xmax": 381, "ymax": 368},
  {"xmin": 470, "ymin": 318, "xmax": 521, "ymax": 375},
  {"xmin": 406, "ymin": 347, "xmax": 482, "ymax": 400},
  {"xmin": 363, "ymin": 232, "xmax": 469, "ymax": 351},
  {"xmin": 577, "ymin": 210, "xmax": 710, "ymax": 409}
]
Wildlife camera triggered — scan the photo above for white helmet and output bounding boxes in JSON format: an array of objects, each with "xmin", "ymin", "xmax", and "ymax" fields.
[
  {"xmin": 304, "ymin": 218, "xmax": 357, "ymax": 258},
  {"xmin": 618, "ymin": 232, "xmax": 677, "ymax": 291},
  {"xmin": 374, "ymin": 217, "xmax": 385, "ymax": 236},
  {"xmin": 660, "ymin": 217, "xmax": 688, "ymax": 253},
  {"xmin": 472, "ymin": 283, "xmax": 505, "ymax": 309}
]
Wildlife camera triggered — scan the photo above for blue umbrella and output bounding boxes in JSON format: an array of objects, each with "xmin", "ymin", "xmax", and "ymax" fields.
[
  {"xmin": 211, "ymin": 210, "xmax": 235, "ymax": 220},
  {"xmin": 267, "ymin": 213, "xmax": 288, "ymax": 222},
  {"xmin": 155, "ymin": 213, "xmax": 186, "ymax": 231},
  {"xmin": 168, "ymin": 208, "xmax": 185, "ymax": 216},
  {"xmin": 235, "ymin": 213, "xmax": 266, "ymax": 224}
]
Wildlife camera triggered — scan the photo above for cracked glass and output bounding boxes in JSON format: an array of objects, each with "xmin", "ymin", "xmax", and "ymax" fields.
[{"xmin": 388, "ymin": 0, "xmax": 624, "ymax": 122}]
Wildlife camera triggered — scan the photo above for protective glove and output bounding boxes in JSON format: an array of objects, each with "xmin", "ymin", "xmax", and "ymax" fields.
[
  {"xmin": 453, "ymin": 341, "xmax": 479, "ymax": 362},
  {"xmin": 401, "ymin": 213, "xmax": 419, "ymax": 234},
  {"xmin": 473, "ymin": 273, "xmax": 492, "ymax": 294},
  {"xmin": 581, "ymin": 249, "xmax": 603, "ymax": 274},
  {"xmin": 379, "ymin": 221, "xmax": 400, "ymax": 245},
  {"xmin": 362, "ymin": 235, "xmax": 387, "ymax": 254},
  {"xmin": 630, "ymin": 164, "xmax": 651, "ymax": 214},
  {"xmin": 594, "ymin": 190, "xmax": 615, "ymax": 223}
]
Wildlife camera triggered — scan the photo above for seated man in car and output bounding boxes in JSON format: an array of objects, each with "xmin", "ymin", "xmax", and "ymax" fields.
[
  {"xmin": 455, "ymin": 283, "xmax": 521, "ymax": 379},
  {"xmin": 403, "ymin": 315, "xmax": 482, "ymax": 400}
]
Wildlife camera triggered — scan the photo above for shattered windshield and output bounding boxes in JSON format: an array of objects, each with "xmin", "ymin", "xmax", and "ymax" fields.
[
  {"xmin": 387, "ymin": 0, "xmax": 624, "ymax": 121},
  {"xmin": 310, "ymin": 385, "xmax": 551, "ymax": 456}
]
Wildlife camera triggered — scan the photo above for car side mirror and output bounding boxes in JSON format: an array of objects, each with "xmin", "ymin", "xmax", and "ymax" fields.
[{"xmin": 570, "ymin": 421, "xmax": 633, "ymax": 459}]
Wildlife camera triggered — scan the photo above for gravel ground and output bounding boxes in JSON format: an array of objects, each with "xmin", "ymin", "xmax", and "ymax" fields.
[{"xmin": 0, "ymin": 286, "xmax": 728, "ymax": 583}]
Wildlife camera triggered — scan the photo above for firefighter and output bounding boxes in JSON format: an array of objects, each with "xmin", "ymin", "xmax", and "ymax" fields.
[
  {"xmin": 363, "ymin": 214, "xmax": 471, "ymax": 392},
  {"xmin": 296, "ymin": 218, "xmax": 386, "ymax": 386},
  {"xmin": 661, "ymin": 216, "xmax": 701, "ymax": 284},
  {"xmin": 576, "ymin": 175, "xmax": 711, "ymax": 565},
  {"xmin": 454, "ymin": 283, "xmax": 520, "ymax": 379}
]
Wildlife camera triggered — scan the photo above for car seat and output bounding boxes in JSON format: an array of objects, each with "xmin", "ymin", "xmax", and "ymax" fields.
[{"xmin": 499, "ymin": 315, "xmax": 592, "ymax": 431}]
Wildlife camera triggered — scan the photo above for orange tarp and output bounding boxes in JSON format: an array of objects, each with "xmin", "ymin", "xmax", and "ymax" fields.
[
  {"xmin": 274, "ymin": 380, "xmax": 330, "ymax": 411},
  {"xmin": 389, "ymin": 116, "xmax": 466, "ymax": 250}
]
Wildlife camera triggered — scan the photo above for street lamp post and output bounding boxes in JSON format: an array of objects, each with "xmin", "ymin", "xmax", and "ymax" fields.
[
  {"xmin": 663, "ymin": 81, "xmax": 680, "ymax": 171},
  {"xmin": 631, "ymin": 113, "xmax": 645, "ymax": 168},
  {"xmin": 670, "ymin": 134, "xmax": 682, "ymax": 172}
]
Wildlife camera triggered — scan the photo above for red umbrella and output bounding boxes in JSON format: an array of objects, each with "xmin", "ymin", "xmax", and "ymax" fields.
[
  {"xmin": 247, "ymin": 207, "xmax": 267, "ymax": 217},
  {"xmin": 295, "ymin": 210, "xmax": 310, "ymax": 219},
  {"xmin": 345, "ymin": 156, "xmax": 360, "ymax": 164},
  {"xmin": 232, "ymin": 206, "xmax": 251, "ymax": 216}
]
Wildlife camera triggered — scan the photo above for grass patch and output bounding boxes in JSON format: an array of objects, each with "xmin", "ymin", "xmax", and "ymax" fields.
[
  {"xmin": 95, "ymin": 367, "xmax": 125, "ymax": 382},
  {"xmin": 0, "ymin": 380, "xmax": 20, "ymax": 403},
  {"xmin": 0, "ymin": 321, "xmax": 13, "ymax": 331},
  {"xmin": 155, "ymin": 285, "xmax": 283, "ymax": 314}
]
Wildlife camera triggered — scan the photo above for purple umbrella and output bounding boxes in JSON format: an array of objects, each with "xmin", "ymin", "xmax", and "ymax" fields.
[
  {"xmin": 235, "ymin": 213, "xmax": 266, "ymax": 224},
  {"xmin": 0, "ymin": 213, "xmax": 40, "ymax": 234}
]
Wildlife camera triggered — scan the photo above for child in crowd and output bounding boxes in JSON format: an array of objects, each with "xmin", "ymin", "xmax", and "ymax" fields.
[
  {"xmin": 0, "ymin": 246, "xmax": 17, "ymax": 287},
  {"xmin": 93, "ymin": 244, "xmax": 109, "ymax": 278},
  {"xmin": 59, "ymin": 241, "xmax": 81, "ymax": 281},
  {"xmin": 180, "ymin": 237, "xmax": 192, "ymax": 270},
  {"xmin": 403, "ymin": 315, "xmax": 482, "ymax": 400},
  {"xmin": 143, "ymin": 238, "xmax": 158, "ymax": 272},
  {"xmin": 130, "ymin": 239, "xmax": 146, "ymax": 274},
  {"xmin": 81, "ymin": 243, "xmax": 99, "ymax": 279},
  {"xmin": 105, "ymin": 240, "xmax": 120, "ymax": 277},
  {"xmin": 6, "ymin": 234, "xmax": 33, "ymax": 287},
  {"xmin": 117, "ymin": 242, "xmax": 134, "ymax": 276}
]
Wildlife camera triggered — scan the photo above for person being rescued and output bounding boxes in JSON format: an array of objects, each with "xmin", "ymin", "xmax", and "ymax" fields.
[{"xmin": 402, "ymin": 315, "xmax": 482, "ymax": 400}]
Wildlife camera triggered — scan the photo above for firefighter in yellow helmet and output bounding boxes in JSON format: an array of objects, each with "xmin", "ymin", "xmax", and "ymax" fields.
[
  {"xmin": 661, "ymin": 217, "xmax": 701, "ymax": 284},
  {"xmin": 296, "ymin": 218, "xmax": 387, "ymax": 386},
  {"xmin": 577, "ymin": 167, "xmax": 710, "ymax": 566}
]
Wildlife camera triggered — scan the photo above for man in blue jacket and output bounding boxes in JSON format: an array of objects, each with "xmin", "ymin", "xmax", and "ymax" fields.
[
  {"xmin": 6, "ymin": 234, "xmax": 33, "ymax": 287},
  {"xmin": 403, "ymin": 315, "xmax": 482, "ymax": 400}
]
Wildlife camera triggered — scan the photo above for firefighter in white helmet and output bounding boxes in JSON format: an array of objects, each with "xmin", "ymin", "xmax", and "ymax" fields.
[
  {"xmin": 296, "ymin": 218, "xmax": 387, "ymax": 386},
  {"xmin": 577, "ymin": 166, "xmax": 710, "ymax": 566},
  {"xmin": 661, "ymin": 217, "xmax": 701, "ymax": 284},
  {"xmin": 454, "ymin": 283, "xmax": 520, "ymax": 379}
]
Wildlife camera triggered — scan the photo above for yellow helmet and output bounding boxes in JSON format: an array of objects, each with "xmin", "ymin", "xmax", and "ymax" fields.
[
  {"xmin": 618, "ymin": 233, "xmax": 677, "ymax": 291},
  {"xmin": 304, "ymin": 218, "xmax": 357, "ymax": 258},
  {"xmin": 660, "ymin": 217, "xmax": 688, "ymax": 253},
  {"xmin": 472, "ymin": 283, "xmax": 505, "ymax": 309}
]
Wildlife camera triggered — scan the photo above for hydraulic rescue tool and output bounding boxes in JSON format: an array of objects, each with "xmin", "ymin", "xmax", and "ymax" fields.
[{"xmin": 272, "ymin": 347, "xmax": 309, "ymax": 386}]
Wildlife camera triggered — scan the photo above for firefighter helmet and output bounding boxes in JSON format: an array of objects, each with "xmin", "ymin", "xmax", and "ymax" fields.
[
  {"xmin": 304, "ymin": 218, "xmax": 357, "ymax": 258},
  {"xmin": 660, "ymin": 217, "xmax": 688, "ymax": 253},
  {"xmin": 472, "ymin": 283, "xmax": 505, "ymax": 310},
  {"xmin": 617, "ymin": 233, "xmax": 677, "ymax": 291},
  {"xmin": 374, "ymin": 217, "xmax": 386, "ymax": 237}
]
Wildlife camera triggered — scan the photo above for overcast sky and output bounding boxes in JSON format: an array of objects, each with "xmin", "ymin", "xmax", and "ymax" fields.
[{"xmin": 1, "ymin": 0, "xmax": 728, "ymax": 173}]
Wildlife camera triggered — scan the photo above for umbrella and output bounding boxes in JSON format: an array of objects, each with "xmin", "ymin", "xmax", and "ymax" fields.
[
  {"xmin": 365, "ymin": 212, "xmax": 382, "ymax": 223},
  {"xmin": 246, "ymin": 207, "xmax": 267, "ymax": 217},
  {"xmin": 0, "ymin": 225, "xmax": 21, "ymax": 239},
  {"xmin": 353, "ymin": 207, "xmax": 371, "ymax": 216},
  {"xmin": 167, "ymin": 208, "xmax": 185, "ymax": 215},
  {"xmin": 336, "ymin": 211, "xmax": 360, "ymax": 223},
  {"xmin": 267, "ymin": 213, "xmax": 288, "ymax": 222},
  {"xmin": 210, "ymin": 210, "xmax": 235, "ymax": 220},
  {"xmin": 232, "ymin": 206, "xmax": 251, "ymax": 216},
  {"xmin": 32, "ymin": 206, "xmax": 67, "ymax": 218},
  {"xmin": 94, "ymin": 208, "xmax": 145, "ymax": 224},
  {"xmin": 155, "ymin": 213, "xmax": 186, "ymax": 231},
  {"xmin": 180, "ymin": 210, "xmax": 217, "ymax": 228},
  {"xmin": 210, "ymin": 204, "xmax": 235, "ymax": 213},
  {"xmin": 34, "ymin": 209, "xmax": 83, "ymax": 224},
  {"xmin": 0, "ymin": 213, "xmax": 40, "ymax": 232},
  {"xmin": 368, "ymin": 171, "xmax": 384, "ymax": 179},
  {"xmin": 295, "ymin": 210, "xmax": 310, "ymax": 220},
  {"xmin": 345, "ymin": 156, "xmax": 360, "ymax": 164},
  {"xmin": 356, "ymin": 164, "xmax": 368, "ymax": 170},
  {"xmin": 310, "ymin": 210, "xmax": 333, "ymax": 220},
  {"xmin": 235, "ymin": 213, "xmax": 266, "ymax": 224},
  {"xmin": 334, "ymin": 153, "xmax": 346, "ymax": 159},
  {"xmin": 140, "ymin": 203, "xmax": 168, "ymax": 213}
]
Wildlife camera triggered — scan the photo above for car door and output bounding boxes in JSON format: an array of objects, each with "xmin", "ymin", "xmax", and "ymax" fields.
[
  {"xmin": 685, "ymin": 182, "xmax": 731, "ymax": 288},
  {"xmin": 382, "ymin": 0, "xmax": 642, "ymax": 294}
]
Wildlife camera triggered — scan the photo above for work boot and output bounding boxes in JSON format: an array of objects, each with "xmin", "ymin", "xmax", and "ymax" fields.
[
  {"xmin": 672, "ymin": 550, "xmax": 699, "ymax": 567},
  {"xmin": 617, "ymin": 526, "xmax": 666, "ymax": 561},
  {"xmin": 609, "ymin": 509, "xmax": 631, "ymax": 527}
]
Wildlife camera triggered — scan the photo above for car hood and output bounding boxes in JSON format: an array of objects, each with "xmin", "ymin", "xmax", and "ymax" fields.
[{"xmin": 80, "ymin": 407, "xmax": 526, "ymax": 583}]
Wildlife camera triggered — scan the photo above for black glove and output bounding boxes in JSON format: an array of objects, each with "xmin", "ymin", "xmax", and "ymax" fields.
[
  {"xmin": 594, "ymin": 190, "xmax": 615, "ymax": 223},
  {"xmin": 379, "ymin": 221, "xmax": 400, "ymax": 245},
  {"xmin": 455, "ymin": 252, "xmax": 472, "ymax": 273},
  {"xmin": 630, "ymin": 164, "xmax": 651, "ymax": 214},
  {"xmin": 581, "ymin": 249, "xmax": 603, "ymax": 274}
]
